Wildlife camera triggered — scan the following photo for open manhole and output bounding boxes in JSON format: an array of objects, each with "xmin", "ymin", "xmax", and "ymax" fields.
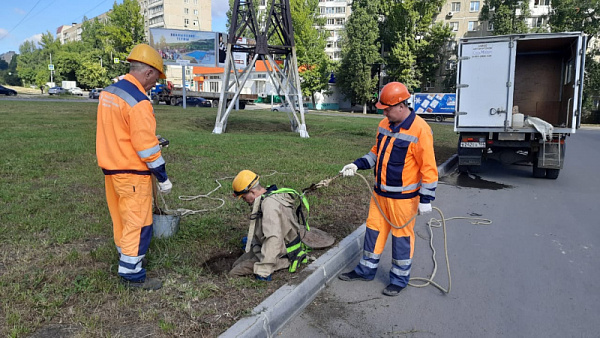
[{"xmin": 203, "ymin": 250, "xmax": 243, "ymax": 275}]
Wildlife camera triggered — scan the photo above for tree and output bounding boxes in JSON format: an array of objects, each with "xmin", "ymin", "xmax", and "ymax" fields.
[
  {"xmin": 548, "ymin": 0, "xmax": 600, "ymax": 121},
  {"xmin": 291, "ymin": 0, "xmax": 330, "ymax": 105},
  {"xmin": 337, "ymin": 0, "xmax": 381, "ymax": 113},
  {"xmin": 480, "ymin": 0, "xmax": 531, "ymax": 35},
  {"xmin": 378, "ymin": 0, "xmax": 447, "ymax": 91}
]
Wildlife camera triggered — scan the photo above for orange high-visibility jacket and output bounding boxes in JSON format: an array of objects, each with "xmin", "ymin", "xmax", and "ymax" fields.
[
  {"xmin": 354, "ymin": 112, "xmax": 438, "ymax": 203},
  {"xmin": 96, "ymin": 74, "xmax": 167, "ymax": 180}
]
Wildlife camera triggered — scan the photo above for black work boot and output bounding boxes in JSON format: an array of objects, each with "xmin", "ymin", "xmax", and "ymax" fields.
[
  {"xmin": 338, "ymin": 270, "xmax": 371, "ymax": 282},
  {"xmin": 120, "ymin": 277, "xmax": 162, "ymax": 290},
  {"xmin": 382, "ymin": 284, "xmax": 404, "ymax": 296}
]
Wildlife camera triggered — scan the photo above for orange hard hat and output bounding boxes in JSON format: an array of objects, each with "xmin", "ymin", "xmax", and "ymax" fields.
[{"xmin": 375, "ymin": 82, "xmax": 411, "ymax": 109}]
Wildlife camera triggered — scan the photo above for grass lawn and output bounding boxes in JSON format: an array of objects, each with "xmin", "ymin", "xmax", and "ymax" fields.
[{"xmin": 0, "ymin": 100, "xmax": 457, "ymax": 337}]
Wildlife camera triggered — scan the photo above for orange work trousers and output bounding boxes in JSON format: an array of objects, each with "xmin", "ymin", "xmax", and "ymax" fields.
[
  {"xmin": 104, "ymin": 173, "xmax": 153, "ymax": 281},
  {"xmin": 354, "ymin": 194, "xmax": 419, "ymax": 287}
]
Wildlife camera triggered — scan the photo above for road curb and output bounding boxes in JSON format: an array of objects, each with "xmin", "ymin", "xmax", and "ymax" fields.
[{"xmin": 219, "ymin": 159, "xmax": 456, "ymax": 338}]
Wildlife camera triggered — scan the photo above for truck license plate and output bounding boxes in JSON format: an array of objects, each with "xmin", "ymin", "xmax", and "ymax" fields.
[{"xmin": 460, "ymin": 141, "xmax": 486, "ymax": 148}]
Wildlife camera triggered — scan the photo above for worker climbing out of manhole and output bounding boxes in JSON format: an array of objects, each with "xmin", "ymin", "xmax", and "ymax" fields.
[
  {"xmin": 229, "ymin": 170, "xmax": 334, "ymax": 281},
  {"xmin": 337, "ymin": 82, "xmax": 439, "ymax": 296}
]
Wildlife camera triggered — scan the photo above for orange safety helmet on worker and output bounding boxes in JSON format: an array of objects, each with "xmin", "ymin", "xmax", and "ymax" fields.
[
  {"xmin": 375, "ymin": 82, "xmax": 411, "ymax": 109},
  {"xmin": 96, "ymin": 43, "xmax": 169, "ymax": 285},
  {"xmin": 341, "ymin": 81, "xmax": 438, "ymax": 291}
]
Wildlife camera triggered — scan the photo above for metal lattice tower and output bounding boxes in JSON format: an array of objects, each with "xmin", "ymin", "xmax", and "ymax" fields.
[{"xmin": 212, "ymin": 0, "xmax": 309, "ymax": 138}]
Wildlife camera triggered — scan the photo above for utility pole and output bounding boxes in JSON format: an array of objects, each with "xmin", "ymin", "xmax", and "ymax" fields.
[
  {"xmin": 50, "ymin": 53, "xmax": 53, "ymax": 83},
  {"xmin": 213, "ymin": 0, "xmax": 309, "ymax": 138}
]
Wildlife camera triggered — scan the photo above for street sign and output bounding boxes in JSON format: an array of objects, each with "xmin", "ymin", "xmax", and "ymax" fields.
[
  {"xmin": 48, "ymin": 64, "xmax": 54, "ymax": 71},
  {"xmin": 113, "ymin": 58, "xmax": 119, "ymax": 63}
]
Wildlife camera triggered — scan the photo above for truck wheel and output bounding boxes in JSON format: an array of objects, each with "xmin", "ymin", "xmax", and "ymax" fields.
[
  {"xmin": 546, "ymin": 169, "xmax": 560, "ymax": 179},
  {"xmin": 165, "ymin": 99, "xmax": 171, "ymax": 105},
  {"xmin": 435, "ymin": 115, "xmax": 444, "ymax": 122},
  {"xmin": 170, "ymin": 97, "xmax": 177, "ymax": 106},
  {"xmin": 532, "ymin": 161, "xmax": 546, "ymax": 178},
  {"xmin": 212, "ymin": 100, "xmax": 219, "ymax": 107}
]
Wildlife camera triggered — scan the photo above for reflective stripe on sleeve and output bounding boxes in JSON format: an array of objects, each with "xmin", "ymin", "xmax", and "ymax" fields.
[
  {"xmin": 146, "ymin": 156, "xmax": 165, "ymax": 169},
  {"xmin": 361, "ymin": 152, "xmax": 377, "ymax": 168},
  {"xmin": 137, "ymin": 144, "xmax": 161, "ymax": 159}
]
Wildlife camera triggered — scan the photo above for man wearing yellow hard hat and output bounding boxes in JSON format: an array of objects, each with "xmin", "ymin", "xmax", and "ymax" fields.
[
  {"xmin": 96, "ymin": 43, "xmax": 171, "ymax": 290},
  {"xmin": 230, "ymin": 170, "xmax": 335, "ymax": 281}
]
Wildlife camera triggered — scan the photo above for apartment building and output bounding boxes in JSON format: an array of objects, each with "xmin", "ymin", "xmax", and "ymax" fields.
[
  {"xmin": 137, "ymin": 0, "xmax": 212, "ymax": 39},
  {"xmin": 56, "ymin": 12, "xmax": 111, "ymax": 45}
]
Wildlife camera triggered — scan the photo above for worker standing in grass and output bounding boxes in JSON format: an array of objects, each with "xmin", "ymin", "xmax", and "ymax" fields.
[
  {"xmin": 229, "ymin": 170, "xmax": 329, "ymax": 281},
  {"xmin": 338, "ymin": 82, "xmax": 438, "ymax": 296},
  {"xmin": 96, "ymin": 44, "xmax": 172, "ymax": 290}
]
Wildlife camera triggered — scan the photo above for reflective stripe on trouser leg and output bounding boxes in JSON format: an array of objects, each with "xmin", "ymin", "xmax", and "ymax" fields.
[
  {"xmin": 354, "ymin": 227, "xmax": 381, "ymax": 280},
  {"xmin": 105, "ymin": 174, "xmax": 153, "ymax": 282},
  {"xmin": 388, "ymin": 196, "xmax": 418, "ymax": 287}
]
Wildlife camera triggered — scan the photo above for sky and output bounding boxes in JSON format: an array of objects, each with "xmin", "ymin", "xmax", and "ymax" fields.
[{"xmin": 0, "ymin": 0, "xmax": 229, "ymax": 55}]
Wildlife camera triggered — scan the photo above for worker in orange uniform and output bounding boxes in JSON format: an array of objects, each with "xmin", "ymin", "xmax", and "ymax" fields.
[
  {"xmin": 337, "ymin": 82, "xmax": 438, "ymax": 296},
  {"xmin": 96, "ymin": 44, "xmax": 172, "ymax": 290}
]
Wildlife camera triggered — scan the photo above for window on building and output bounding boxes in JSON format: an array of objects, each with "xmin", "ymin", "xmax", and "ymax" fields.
[
  {"xmin": 450, "ymin": 22, "xmax": 459, "ymax": 31},
  {"xmin": 445, "ymin": 60, "xmax": 456, "ymax": 70},
  {"xmin": 184, "ymin": 0, "xmax": 189, "ymax": 3},
  {"xmin": 326, "ymin": 7, "xmax": 335, "ymax": 14},
  {"xmin": 335, "ymin": 6, "xmax": 345, "ymax": 13},
  {"xmin": 534, "ymin": 0, "xmax": 551, "ymax": 5},
  {"xmin": 470, "ymin": 1, "xmax": 480, "ymax": 11},
  {"xmin": 194, "ymin": 9, "xmax": 198, "ymax": 15},
  {"xmin": 209, "ymin": 82, "xmax": 220, "ymax": 92},
  {"xmin": 327, "ymin": 18, "xmax": 335, "ymax": 25},
  {"xmin": 184, "ymin": 8, "xmax": 189, "ymax": 14},
  {"xmin": 184, "ymin": 18, "xmax": 189, "ymax": 26},
  {"xmin": 488, "ymin": 21, "xmax": 494, "ymax": 31},
  {"xmin": 335, "ymin": 18, "xmax": 345, "ymax": 25},
  {"xmin": 194, "ymin": 0, "xmax": 198, "ymax": 4},
  {"xmin": 468, "ymin": 21, "xmax": 478, "ymax": 31},
  {"xmin": 534, "ymin": 17, "xmax": 545, "ymax": 27},
  {"xmin": 193, "ymin": 20, "xmax": 198, "ymax": 26},
  {"xmin": 451, "ymin": 2, "xmax": 461, "ymax": 11}
]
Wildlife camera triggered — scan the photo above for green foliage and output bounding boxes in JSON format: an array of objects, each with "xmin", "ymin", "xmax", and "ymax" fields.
[
  {"xmin": 291, "ymin": 0, "xmax": 331, "ymax": 102},
  {"xmin": 480, "ymin": 0, "xmax": 531, "ymax": 35},
  {"xmin": 337, "ymin": 0, "xmax": 381, "ymax": 105},
  {"xmin": 377, "ymin": 0, "xmax": 449, "ymax": 91}
]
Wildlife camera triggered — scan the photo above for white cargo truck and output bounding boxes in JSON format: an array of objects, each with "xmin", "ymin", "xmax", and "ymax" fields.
[{"xmin": 455, "ymin": 32, "xmax": 587, "ymax": 179}]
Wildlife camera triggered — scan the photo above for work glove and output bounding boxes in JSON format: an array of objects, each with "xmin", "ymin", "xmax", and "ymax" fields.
[
  {"xmin": 418, "ymin": 203, "xmax": 432, "ymax": 215},
  {"xmin": 157, "ymin": 179, "xmax": 172, "ymax": 194},
  {"xmin": 255, "ymin": 274, "xmax": 272, "ymax": 282},
  {"xmin": 340, "ymin": 163, "xmax": 358, "ymax": 177}
]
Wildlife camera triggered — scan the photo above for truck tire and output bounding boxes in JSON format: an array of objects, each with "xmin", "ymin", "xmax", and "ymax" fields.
[
  {"xmin": 546, "ymin": 169, "xmax": 560, "ymax": 179},
  {"xmin": 532, "ymin": 160, "xmax": 546, "ymax": 178},
  {"xmin": 165, "ymin": 98, "xmax": 171, "ymax": 105},
  {"xmin": 435, "ymin": 115, "xmax": 444, "ymax": 122},
  {"xmin": 170, "ymin": 97, "xmax": 177, "ymax": 106}
]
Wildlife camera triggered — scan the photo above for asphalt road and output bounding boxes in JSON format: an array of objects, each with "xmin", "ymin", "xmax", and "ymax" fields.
[{"xmin": 279, "ymin": 127, "xmax": 600, "ymax": 337}]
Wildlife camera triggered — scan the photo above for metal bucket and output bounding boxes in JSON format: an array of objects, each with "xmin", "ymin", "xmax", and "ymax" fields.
[{"xmin": 153, "ymin": 212, "xmax": 181, "ymax": 239}]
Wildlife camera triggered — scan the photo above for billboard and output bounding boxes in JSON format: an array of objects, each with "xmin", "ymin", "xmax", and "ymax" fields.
[
  {"xmin": 413, "ymin": 93, "xmax": 456, "ymax": 115},
  {"xmin": 149, "ymin": 28, "xmax": 217, "ymax": 66},
  {"xmin": 217, "ymin": 33, "xmax": 256, "ymax": 68}
]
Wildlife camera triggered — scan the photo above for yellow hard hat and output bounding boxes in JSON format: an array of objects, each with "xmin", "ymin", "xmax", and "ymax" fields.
[
  {"xmin": 232, "ymin": 170, "xmax": 259, "ymax": 198},
  {"xmin": 126, "ymin": 44, "xmax": 166, "ymax": 79}
]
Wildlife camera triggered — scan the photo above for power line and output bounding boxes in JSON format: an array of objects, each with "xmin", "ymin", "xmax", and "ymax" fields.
[{"xmin": 0, "ymin": 0, "xmax": 44, "ymax": 42}]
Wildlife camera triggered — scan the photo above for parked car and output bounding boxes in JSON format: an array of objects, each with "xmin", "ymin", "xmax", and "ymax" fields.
[
  {"xmin": 89, "ymin": 88, "xmax": 103, "ymax": 99},
  {"xmin": 48, "ymin": 86, "xmax": 67, "ymax": 95},
  {"xmin": 0, "ymin": 84, "xmax": 17, "ymax": 96},
  {"xmin": 176, "ymin": 97, "xmax": 212, "ymax": 107},
  {"xmin": 271, "ymin": 103, "xmax": 301, "ymax": 113},
  {"xmin": 68, "ymin": 87, "xmax": 83, "ymax": 96}
]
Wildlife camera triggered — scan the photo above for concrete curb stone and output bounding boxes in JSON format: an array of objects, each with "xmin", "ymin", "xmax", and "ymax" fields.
[{"xmin": 219, "ymin": 157, "xmax": 457, "ymax": 338}]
